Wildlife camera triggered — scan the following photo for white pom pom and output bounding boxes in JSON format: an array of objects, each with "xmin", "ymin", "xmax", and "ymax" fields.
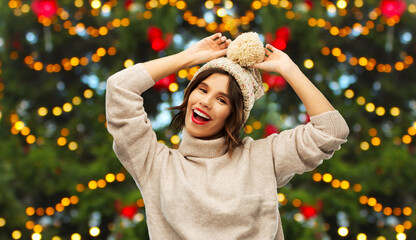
[{"xmin": 227, "ymin": 32, "xmax": 264, "ymax": 67}]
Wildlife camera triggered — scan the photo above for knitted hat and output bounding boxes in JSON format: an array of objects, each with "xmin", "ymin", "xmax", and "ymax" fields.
[{"xmin": 190, "ymin": 32, "xmax": 265, "ymax": 123}]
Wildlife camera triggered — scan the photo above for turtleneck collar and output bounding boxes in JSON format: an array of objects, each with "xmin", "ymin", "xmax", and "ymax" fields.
[{"xmin": 178, "ymin": 129, "xmax": 228, "ymax": 159}]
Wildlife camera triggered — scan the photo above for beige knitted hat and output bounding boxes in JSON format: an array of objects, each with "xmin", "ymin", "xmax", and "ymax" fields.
[{"xmin": 190, "ymin": 32, "xmax": 265, "ymax": 123}]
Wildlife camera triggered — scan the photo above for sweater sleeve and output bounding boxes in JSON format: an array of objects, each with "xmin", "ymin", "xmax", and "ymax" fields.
[
  {"xmin": 270, "ymin": 110, "xmax": 349, "ymax": 188},
  {"xmin": 105, "ymin": 63, "xmax": 165, "ymax": 187}
]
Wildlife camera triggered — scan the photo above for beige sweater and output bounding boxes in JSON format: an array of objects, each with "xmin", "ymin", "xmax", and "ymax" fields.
[{"xmin": 106, "ymin": 63, "xmax": 349, "ymax": 240}]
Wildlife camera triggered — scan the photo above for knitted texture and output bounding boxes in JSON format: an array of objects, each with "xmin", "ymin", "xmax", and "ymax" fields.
[{"xmin": 190, "ymin": 32, "xmax": 265, "ymax": 123}]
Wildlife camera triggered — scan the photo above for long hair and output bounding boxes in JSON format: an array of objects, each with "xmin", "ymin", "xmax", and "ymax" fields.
[{"xmin": 169, "ymin": 68, "xmax": 244, "ymax": 157}]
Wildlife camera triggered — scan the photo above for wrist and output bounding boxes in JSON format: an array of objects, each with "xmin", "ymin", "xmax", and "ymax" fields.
[{"xmin": 178, "ymin": 50, "xmax": 198, "ymax": 68}]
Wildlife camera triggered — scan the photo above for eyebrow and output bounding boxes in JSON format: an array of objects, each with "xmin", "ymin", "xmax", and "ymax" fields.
[{"xmin": 199, "ymin": 82, "xmax": 230, "ymax": 99}]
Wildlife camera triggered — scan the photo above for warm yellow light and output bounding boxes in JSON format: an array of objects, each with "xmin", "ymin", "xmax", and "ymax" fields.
[
  {"xmin": 68, "ymin": 141, "xmax": 78, "ymax": 151},
  {"xmin": 337, "ymin": 0, "xmax": 347, "ymax": 9},
  {"xmin": 116, "ymin": 173, "xmax": 125, "ymax": 182},
  {"xmin": 344, "ymin": 89, "xmax": 354, "ymax": 98},
  {"xmin": 171, "ymin": 135, "xmax": 180, "ymax": 144},
  {"xmin": 124, "ymin": 59, "xmax": 134, "ymax": 68},
  {"xmin": 26, "ymin": 207, "xmax": 35, "ymax": 216},
  {"xmin": 304, "ymin": 59, "xmax": 314, "ymax": 69},
  {"xmin": 53, "ymin": 107, "xmax": 63, "ymax": 116},
  {"xmin": 340, "ymin": 180, "xmax": 350, "ymax": 189},
  {"xmin": 359, "ymin": 195, "xmax": 368, "ymax": 204},
  {"xmin": 358, "ymin": 57, "xmax": 368, "ymax": 66},
  {"xmin": 322, "ymin": 173, "xmax": 333, "ymax": 183},
  {"xmin": 225, "ymin": 0, "xmax": 233, "ymax": 9},
  {"xmin": 375, "ymin": 106, "xmax": 385, "ymax": 116},
  {"xmin": 312, "ymin": 173, "xmax": 322, "ymax": 182},
  {"xmin": 33, "ymin": 224, "xmax": 43, "ymax": 233},
  {"xmin": 61, "ymin": 197, "xmax": 70, "ymax": 206},
  {"xmin": 383, "ymin": 207, "xmax": 392, "ymax": 215},
  {"xmin": 277, "ymin": 193, "xmax": 286, "ymax": 202},
  {"xmin": 106, "ymin": 173, "xmax": 116, "ymax": 182},
  {"xmin": 88, "ymin": 180, "xmax": 98, "ymax": 190},
  {"xmin": 176, "ymin": 0, "xmax": 186, "ymax": 10},
  {"xmin": 52, "ymin": 237, "xmax": 62, "ymax": 240},
  {"xmin": 72, "ymin": 96, "xmax": 82, "ymax": 105},
  {"xmin": 408, "ymin": 127, "xmax": 416, "ymax": 136},
  {"xmin": 403, "ymin": 207, "xmax": 412, "ymax": 216},
  {"xmin": 97, "ymin": 179, "xmax": 106, "ymax": 188},
  {"xmin": 12, "ymin": 230, "xmax": 22, "ymax": 239},
  {"xmin": 70, "ymin": 195, "xmax": 79, "ymax": 204},
  {"xmin": 331, "ymin": 179, "xmax": 340, "ymax": 188},
  {"xmin": 57, "ymin": 137, "xmax": 67, "ymax": 146},
  {"xmin": 244, "ymin": 125, "xmax": 253, "ymax": 134},
  {"xmin": 205, "ymin": 0, "xmax": 214, "ymax": 9},
  {"xmin": 371, "ymin": 137, "xmax": 381, "ymax": 146},
  {"xmin": 84, "ymin": 89, "xmax": 93, "ymax": 99},
  {"xmin": 368, "ymin": 197, "xmax": 377, "ymax": 206},
  {"xmin": 332, "ymin": 47, "xmax": 342, "ymax": 57},
  {"xmin": 13, "ymin": 122, "xmax": 26, "ymax": 133},
  {"xmin": 63, "ymin": 103, "xmax": 73, "ymax": 112},
  {"xmin": 396, "ymin": 233, "xmax": 406, "ymax": 240},
  {"xmin": 71, "ymin": 233, "xmax": 81, "ymax": 240},
  {"xmin": 178, "ymin": 69, "xmax": 188, "ymax": 78},
  {"xmin": 217, "ymin": 8, "xmax": 227, "ymax": 17},
  {"xmin": 0, "ymin": 218, "xmax": 5, "ymax": 227},
  {"xmin": 55, "ymin": 203, "xmax": 65, "ymax": 212},
  {"xmin": 357, "ymin": 233, "xmax": 367, "ymax": 240},
  {"xmin": 395, "ymin": 224, "xmax": 405, "ymax": 233},
  {"xmin": 402, "ymin": 135, "xmax": 412, "ymax": 144},
  {"xmin": 251, "ymin": 0, "xmax": 262, "ymax": 10},
  {"xmin": 169, "ymin": 83, "xmax": 179, "ymax": 92},
  {"xmin": 70, "ymin": 57, "xmax": 79, "ymax": 66},
  {"xmin": 338, "ymin": 227, "xmax": 348, "ymax": 237},
  {"xmin": 31, "ymin": 233, "xmax": 41, "ymax": 240},
  {"xmin": 38, "ymin": 107, "xmax": 48, "ymax": 116},
  {"xmin": 91, "ymin": 0, "xmax": 101, "ymax": 9},
  {"xmin": 90, "ymin": 227, "xmax": 100, "ymax": 237},
  {"xmin": 390, "ymin": 107, "xmax": 400, "ymax": 116},
  {"xmin": 360, "ymin": 141, "xmax": 369, "ymax": 150},
  {"xmin": 365, "ymin": 103, "xmax": 375, "ymax": 112},
  {"xmin": 96, "ymin": 47, "xmax": 106, "ymax": 57},
  {"xmin": 26, "ymin": 135, "xmax": 36, "ymax": 144},
  {"xmin": 353, "ymin": 184, "xmax": 362, "ymax": 192}
]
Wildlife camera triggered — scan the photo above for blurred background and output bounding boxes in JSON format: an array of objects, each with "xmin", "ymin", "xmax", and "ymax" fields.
[{"xmin": 1, "ymin": 0, "xmax": 416, "ymax": 239}]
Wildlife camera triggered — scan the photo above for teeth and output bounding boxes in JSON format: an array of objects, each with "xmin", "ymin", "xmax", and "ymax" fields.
[{"xmin": 193, "ymin": 109, "xmax": 211, "ymax": 120}]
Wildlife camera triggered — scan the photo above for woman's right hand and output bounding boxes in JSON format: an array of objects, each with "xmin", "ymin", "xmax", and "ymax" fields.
[{"xmin": 184, "ymin": 33, "xmax": 232, "ymax": 66}]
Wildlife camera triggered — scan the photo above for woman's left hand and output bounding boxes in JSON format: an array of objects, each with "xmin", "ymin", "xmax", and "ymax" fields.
[{"xmin": 252, "ymin": 44, "xmax": 296, "ymax": 75}]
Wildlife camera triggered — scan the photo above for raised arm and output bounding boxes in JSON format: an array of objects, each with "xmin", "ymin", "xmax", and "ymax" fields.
[
  {"xmin": 253, "ymin": 44, "xmax": 335, "ymax": 116},
  {"xmin": 143, "ymin": 33, "xmax": 232, "ymax": 82}
]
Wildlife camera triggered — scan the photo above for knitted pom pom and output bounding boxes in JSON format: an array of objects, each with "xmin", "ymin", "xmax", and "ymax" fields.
[{"xmin": 227, "ymin": 32, "xmax": 264, "ymax": 67}]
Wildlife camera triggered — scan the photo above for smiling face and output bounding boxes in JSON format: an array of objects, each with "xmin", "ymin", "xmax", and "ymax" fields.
[{"xmin": 184, "ymin": 73, "xmax": 232, "ymax": 139}]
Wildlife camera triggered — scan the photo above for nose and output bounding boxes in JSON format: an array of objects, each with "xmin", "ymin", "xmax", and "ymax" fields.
[{"xmin": 199, "ymin": 95, "xmax": 213, "ymax": 109}]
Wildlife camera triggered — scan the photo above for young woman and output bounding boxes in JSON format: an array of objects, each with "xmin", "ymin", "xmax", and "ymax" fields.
[{"xmin": 106, "ymin": 32, "xmax": 349, "ymax": 239}]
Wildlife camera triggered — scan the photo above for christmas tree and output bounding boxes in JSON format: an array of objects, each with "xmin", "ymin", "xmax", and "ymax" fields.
[{"xmin": 1, "ymin": 0, "xmax": 415, "ymax": 239}]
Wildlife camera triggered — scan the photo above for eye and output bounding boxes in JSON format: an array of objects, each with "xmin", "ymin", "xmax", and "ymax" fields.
[
  {"xmin": 199, "ymin": 88, "xmax": 207, "ymax": 93},
  {"xmin": 218, "ymin": 98, "xmax": 227, "ymax": 104}
]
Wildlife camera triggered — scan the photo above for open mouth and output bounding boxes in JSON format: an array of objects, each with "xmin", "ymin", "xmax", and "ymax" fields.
[{"xmin": 192, "ymin": 108, "xmax": 211, "ymax": 123}]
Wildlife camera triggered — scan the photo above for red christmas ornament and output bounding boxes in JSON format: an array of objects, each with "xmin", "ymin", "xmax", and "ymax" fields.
[
  {"xmin": 263, "ymin": 73, "xmax": 286, "ymax": 91},
  {"xmin": 154, "ymin": 74, "xmax": 176, "ymax": 90},
  {"xmin": 147, "ymin": 26, "xmax": 163, "ymax": 42},
  {"xmin": 380, "ymin": 0, "xmax": 407, "ymax": 18},
  {"xmin": 151, "ymin": 38, "xmax": 167, "ymax": 52},
  {"xmin": 264, "ymin": 124, "xmax": 279, "ymax": 137},
  {"xmin": 124, "ymin": 0, "xmax": 133, "ymax": 10},
  {"xmin": 304, "ymin": 0, "xmax": 313, "ymax": 10},
  {"xmin": 121, "ymin": 205, "xmax": 137, "ymax": 220},
  {"xmin": 300, "ymin": 204, "xmax": 317, "ymax": 220},
  {"xmin": 275, "ymin": 26, "xmax": 291, "ymax": 43},
  {"xmin": 271, "ymin": 38, "xmax": 287, "ymax": 51},
  {"xmin": 31, "ymin": 0, "xmax": 58, "ymax": 18}
]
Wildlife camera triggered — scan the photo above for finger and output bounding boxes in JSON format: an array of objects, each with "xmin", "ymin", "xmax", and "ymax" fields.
[
  {"xmin": 219, "ymin": 39, "xmax": 231, "ymax": 49},
  {"xmin": 215, "ymin": 36, "xmax": 227, "ymax": 45},
  {"xmin": 265, "ymin": 44, "xmax": 274, "ymax": 53},
  {"xmin": 210, "ymin": 32, "xmax": 222, "ymax": 41}
]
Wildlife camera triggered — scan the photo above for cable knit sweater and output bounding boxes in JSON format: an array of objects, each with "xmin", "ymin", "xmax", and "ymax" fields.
[{"xmin": 105, "ymin": 63, "xmax": 349, "ymax": 240}]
